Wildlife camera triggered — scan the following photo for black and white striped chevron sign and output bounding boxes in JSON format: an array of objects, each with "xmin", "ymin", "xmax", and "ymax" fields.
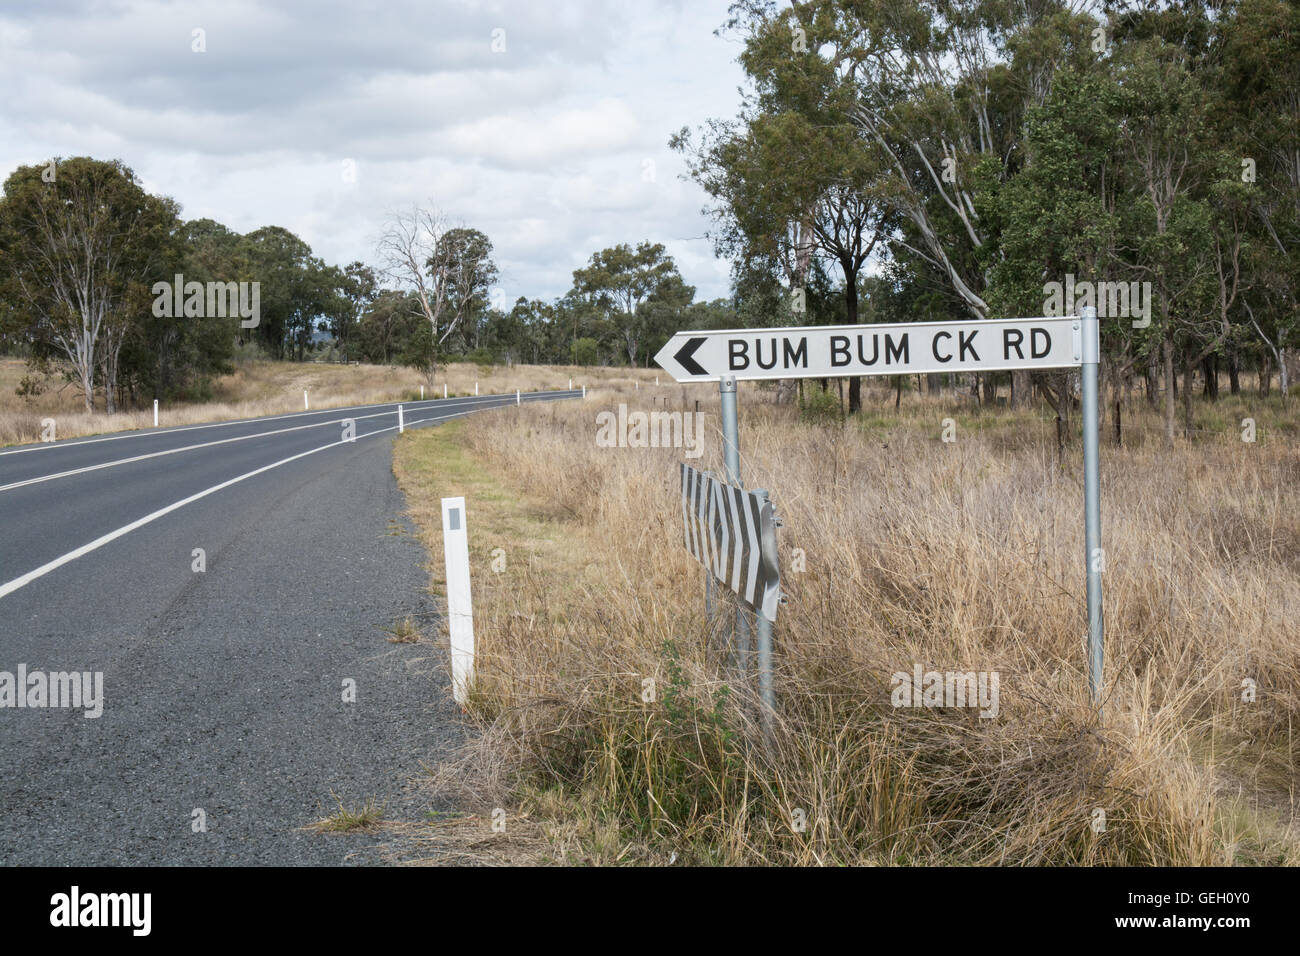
[{"xmin": 679, "ymin": 463, "xmax": 781, "ymax": 621}]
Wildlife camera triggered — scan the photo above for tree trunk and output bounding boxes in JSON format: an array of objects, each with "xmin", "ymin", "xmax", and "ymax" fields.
[
  {"xmin": 1201, "ymin": 354, "xmax": 1218, "ymax": 401},
  {"xmin": 1228, "ymin": 348, "xmax": 1240, "ymax": 395},
  {"xmin": 1260, "ymin": 352, "xmax": 1272, "ymax": 396},
  {"xmin": 1011, "ymin": 369, "xmax": 1030, "ymax": 408},
  {"xmin": 1182, "ymin": 348, "xmax": 1195, "ymax": 439},
  {"xmin": 845, "ymin": 275, "xmax": 862, "ymax": 414},
  {"xmin": 1162, "ymin": 337, "xmax": 1176, "ymax": 448}
]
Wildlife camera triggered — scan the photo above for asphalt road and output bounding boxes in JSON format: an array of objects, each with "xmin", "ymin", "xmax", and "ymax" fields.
[{"xmin": 0, "ymin": 390, "xmax": 576, "ymax": 865}]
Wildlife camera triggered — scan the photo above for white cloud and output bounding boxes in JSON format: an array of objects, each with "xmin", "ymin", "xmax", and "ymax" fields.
[{"xmin": 0, "ymin": 0, "xmax": 746, "ymax": 300}]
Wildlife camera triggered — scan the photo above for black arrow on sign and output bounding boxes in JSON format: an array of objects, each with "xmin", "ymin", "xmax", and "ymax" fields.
[{"xmin": 674, "ymin": 336, "xmax": 708, "ymax": 376}]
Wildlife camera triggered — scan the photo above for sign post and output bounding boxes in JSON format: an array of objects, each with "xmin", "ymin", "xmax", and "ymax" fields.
[
  {"xmin": 718, "ymin": 376, "xmax": 749, "ymax": 672},
  {"xmin": 658, "ymin": 312, "xmax": 1105, "ymax": 705},
  {"xmin": 1079, "ymin": 306, "xmax": 1103, "ymax": 702}
]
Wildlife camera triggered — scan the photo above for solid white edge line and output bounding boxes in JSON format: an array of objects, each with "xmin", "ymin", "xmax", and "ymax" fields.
[
  {"xmin": 0, "ymin": 403, "xmax": 495, "ymax": 601},
  {"xmin": 0, "ymin": 391, "xmax": 563, "ymax": 491},
  {"xmin": 0, "ymin": 390, "xmax": 576, "ymax": 458}
]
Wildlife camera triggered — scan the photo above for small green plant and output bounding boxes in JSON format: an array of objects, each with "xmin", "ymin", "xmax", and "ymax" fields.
[
  {"xmin": 799, "ymin": 383, "xmax": 842, "ymax": 424},
  {"xmin": 307, "ymin": 792, "xmax": 385, "ymax": 832},
  {"xmin": 382, "ymin": 615, "xmax": 421, "ymax": 643}
]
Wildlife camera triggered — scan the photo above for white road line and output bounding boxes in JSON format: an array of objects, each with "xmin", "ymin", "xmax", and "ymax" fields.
[
  {"xmin": 0, "ymin": 394, "xmax": 533, "ymax": 493},
  {"xmin": 0, "ymin": 408, "xmax": 471, "ymax": 600},
  {"xmin": 0, "ymin": 410, "xmax": 388, "ymax": 493},
  {"xmin": 0, "ymin": 391, "xmax": 556, "ymax": 458}
]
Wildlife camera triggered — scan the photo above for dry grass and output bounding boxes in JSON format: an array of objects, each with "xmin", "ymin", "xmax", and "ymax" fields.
[
  {"xmin": 395, "ymin": 379, "xmax": 1300, "ymax": 865},
  {"xmin": 0, "ymin": 355, "xmax": 661, "ymax": 445}
]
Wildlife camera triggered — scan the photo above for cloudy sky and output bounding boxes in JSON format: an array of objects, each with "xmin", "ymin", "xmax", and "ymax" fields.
[{"xmin": 0, "ymin": 0, "xmax": 748, "ymax": 302}]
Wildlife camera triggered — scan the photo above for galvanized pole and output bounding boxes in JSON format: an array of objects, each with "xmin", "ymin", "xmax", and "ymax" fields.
[
  {"xmin": 1080, "ymin": 306, "xmax": 1104, "ymax": 703},
  {"xmin": 718, "ymin": 376, "xmax": 749, "ymax": 673},
  {"xmin": 753, "ymin": 488, "xmax": 775, "ymax": 733}
]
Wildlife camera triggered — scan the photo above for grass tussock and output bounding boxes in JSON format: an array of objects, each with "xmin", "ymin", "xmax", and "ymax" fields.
[
  {"xmin": 383, "ymin": 616, "xmax": 423, "ymax": 644},
  {"xmin": 307, "ymin": 792, "xmax": 386, "ymax": 833},
  {"xmin": 395, "ymin": 380, "xmax": 1300, "ymax": 865}
]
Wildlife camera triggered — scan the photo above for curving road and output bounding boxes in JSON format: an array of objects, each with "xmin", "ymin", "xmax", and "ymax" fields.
[{"xmin": 0, "ymin": 390, "xmax": 575, "ymax": 865}]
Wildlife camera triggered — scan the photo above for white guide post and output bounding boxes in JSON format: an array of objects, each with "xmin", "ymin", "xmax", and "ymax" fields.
[{"xmin": 441, "ymin": 497, "xmax": 475, "ymax": 706}]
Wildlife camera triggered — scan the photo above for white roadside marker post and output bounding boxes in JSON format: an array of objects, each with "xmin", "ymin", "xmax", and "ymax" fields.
[
  {"xmin": 398, "ymin": 404, "xmax": 404, "ymax": 433},
  {"xmin": 475, "ymin": 381, "xmax": 479, "ymax": 395},
  {"xmin": 569, "ymin": 378, "xmax": 572, "ymax": 390},
  {"xmin": 304, "ymin": 390, "xmax": 309, "ymax": 410},
  {"xmin": 153, "ymin": 399, "xmax": 159, "ymax": 427},
  {"xmin": 420, "ymin": 385, "xmax": 424, "ymax": 400},
  {"xmin": 441, "ymin": 497, "xmax": 475, "ymax": 706},
  {"xmin": 444, "ymin": 383, "xmax": 448, "ymax": 399},
  {"xmin": 516, "ymin": 389, "xmax": 520, "ymax": 406}
]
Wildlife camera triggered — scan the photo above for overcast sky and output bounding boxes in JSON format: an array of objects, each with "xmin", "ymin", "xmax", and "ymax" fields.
[{"xmin": 0, "ymin": 0, "xmax": 747, "ymax": 303}]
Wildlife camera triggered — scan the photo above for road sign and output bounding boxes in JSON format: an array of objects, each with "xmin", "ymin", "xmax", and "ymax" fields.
[
  {"xmin": 680, "ymin": 463, "xmax": 780, "ymax": 622},
  {"xmin": 655, "ymin": 316, "xmax": 1084, "ymax": 383},
  {"xmin": 667, "ymin": 309, "xmax": 1105, "ymax": 705}
]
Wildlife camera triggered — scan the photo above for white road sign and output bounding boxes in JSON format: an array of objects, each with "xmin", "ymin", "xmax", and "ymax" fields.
[{"xmin": 655, "ymin": 316, "xmax": 1085, "ymax": 383}]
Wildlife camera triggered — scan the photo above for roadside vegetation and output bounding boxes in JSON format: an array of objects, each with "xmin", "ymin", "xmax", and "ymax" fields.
[{"xmin": 395, "ymin": 380, "xmax": 1300, "ymax": 865}]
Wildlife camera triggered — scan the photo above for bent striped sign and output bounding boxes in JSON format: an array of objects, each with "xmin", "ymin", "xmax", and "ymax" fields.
[{"xmin": 680, "ymin": 463, "xmax": 780, "ymax": 621}]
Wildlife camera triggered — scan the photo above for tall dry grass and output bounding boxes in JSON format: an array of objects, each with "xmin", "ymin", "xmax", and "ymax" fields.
[
  {"xmin": 419, "ymin": 380, "xmax": 1300, "ymax": 865},
  {"xmin": 0, "ymin": 356, "xmax": 661, "ymax": 445}
]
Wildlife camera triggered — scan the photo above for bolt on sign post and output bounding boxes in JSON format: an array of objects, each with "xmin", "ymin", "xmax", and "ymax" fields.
[
  {"xmin": 658, "ymin": 309, "xmax": 1106, "ymax": 704},
  {"xmin": 441, "ymin": 497, "xmax": 475, "ymax": 706}
]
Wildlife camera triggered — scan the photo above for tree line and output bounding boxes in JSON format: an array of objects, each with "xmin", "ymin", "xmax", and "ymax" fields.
[
  {"xmin": 674, "ymin": 0, "xmax": 1299, "ymax": 440},
  {"xmin": 0, "ymin": 159, "xmax": 732, "ymax": 413}
]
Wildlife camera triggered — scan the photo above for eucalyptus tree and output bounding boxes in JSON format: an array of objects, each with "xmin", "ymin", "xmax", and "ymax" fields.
[
  {"xmin": 569, "ymin": 242, "xmax": 683, "ymax": 366},
  {"xmin": 0, "ymin": 157, "xmax": 178, "ymax": 411}
]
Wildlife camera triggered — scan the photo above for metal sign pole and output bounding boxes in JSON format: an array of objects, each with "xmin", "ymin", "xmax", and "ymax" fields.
[
  {"xmin": 753, "ymin": 488, "xmax": 775, "ymax": 737},
  {"xmin": 1080, "ymin": 306, "xmax": 1104, "ymax": 703},
  {"xmin": 719, "ymin": 376, "xmax": 750, "ymax": 674}
]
